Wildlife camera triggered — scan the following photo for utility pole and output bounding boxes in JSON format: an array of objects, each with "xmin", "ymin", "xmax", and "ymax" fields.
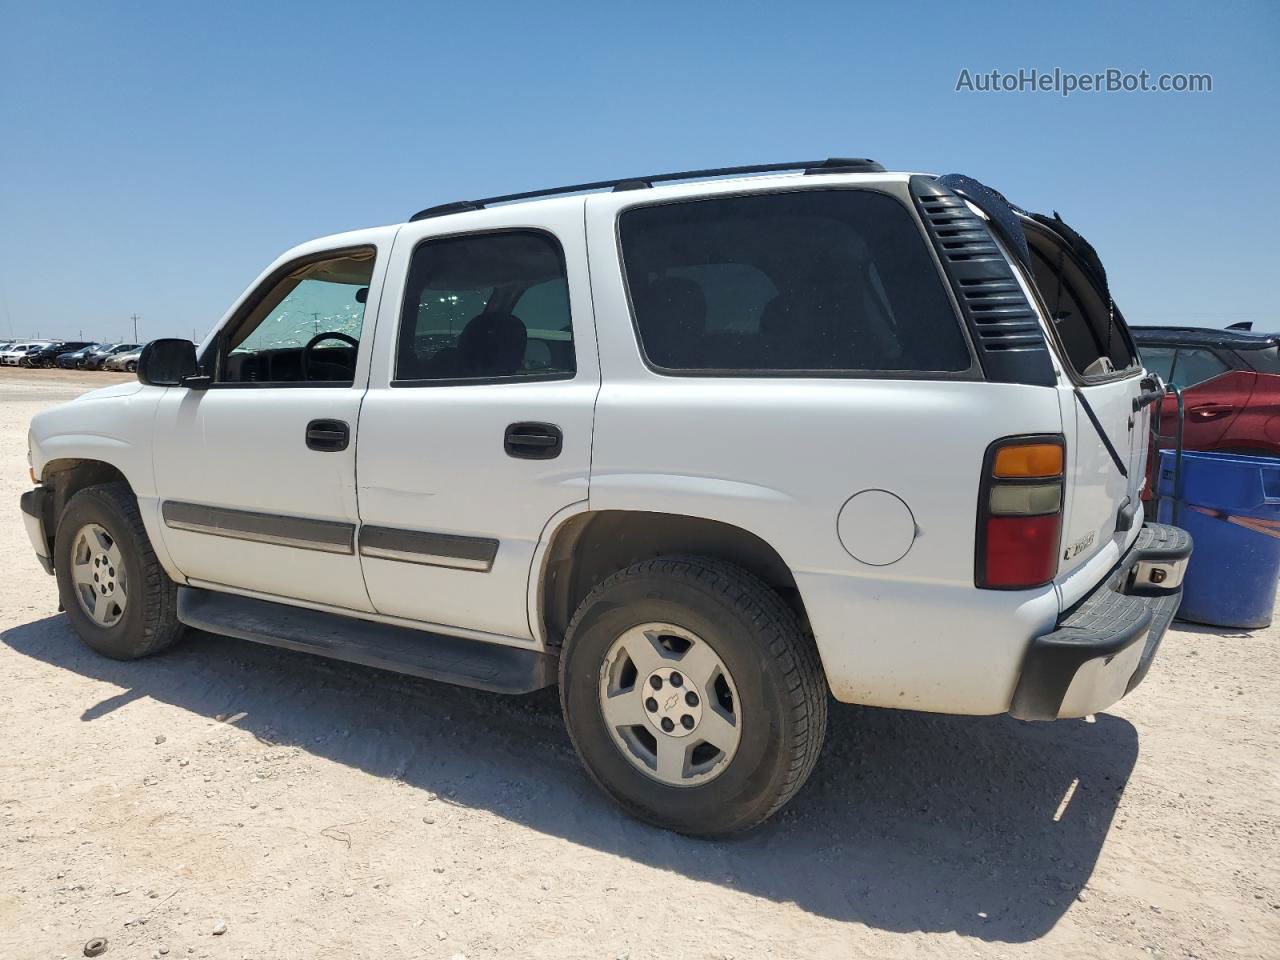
[{"xmin": 130, "ymin": 313, "xmax": 140, "ymax": 343}]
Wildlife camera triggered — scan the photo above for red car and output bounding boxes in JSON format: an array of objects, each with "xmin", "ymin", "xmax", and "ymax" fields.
[{"xmin": 1134, "ymin": 326, "xmax": 1280, "ymax": 459}]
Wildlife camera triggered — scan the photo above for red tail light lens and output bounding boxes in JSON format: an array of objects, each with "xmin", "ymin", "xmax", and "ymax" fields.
[
  {"xmin": 976, "ymin": 435, "xmax": 1065, "ymax": 589},
  {"xmin": 983, "ymin": 515, "xmax": 1061, "ymax": 587}
]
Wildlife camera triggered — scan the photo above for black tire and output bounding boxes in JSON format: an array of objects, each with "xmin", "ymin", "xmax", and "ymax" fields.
[
  {"xmin": 559, "ymin": 555, "xmax": 827, "ymax": 836},
  {"xmin": 125, "ymin": 360, "xmax": 137, "ymax": 373},
  {"xmin": 54, "ymin": 482, "xmax": 184, "ymax": 660}
]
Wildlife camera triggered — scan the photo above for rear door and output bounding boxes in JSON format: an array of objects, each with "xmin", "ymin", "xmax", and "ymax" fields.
[
  {"xmin": 1018, "ymin": 214, "xmax": 1147, "ymax": 585},
  {"xmin": 354, "ymin": 198, "xmax": 598, "ymax": 643},
  {"xmin": 1159, "ymin": 347, "xmax": 1253, "ymax": 448}
]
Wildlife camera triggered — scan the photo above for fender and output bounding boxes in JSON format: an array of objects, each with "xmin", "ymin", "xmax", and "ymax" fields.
[{"xmin": 29, "ymin": 383, "xmax": 185, "ymax": 583}]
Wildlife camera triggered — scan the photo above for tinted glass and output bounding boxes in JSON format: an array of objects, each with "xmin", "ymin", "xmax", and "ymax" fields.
[
  {"xmin": 221, "ymin": 249, "xmax": 375, "ymax": 384},
  {"xmin": 395, "ymin": 231, "xmax": 574, "ymax": 382},
  {"xmin": 1240, "ymin": 344, "xmax": 1280, "ymax": 374},
  {"xmin": 1172, "ymin": 348, "xmax": 1229, "ymax": 388},
  {"xmin": 619, "ymin": 190, "xmax": 971, "ymax": 374},
  {"xmin": 1139, "ymin": 345, "xmax": 1176, "ymax": 381}
]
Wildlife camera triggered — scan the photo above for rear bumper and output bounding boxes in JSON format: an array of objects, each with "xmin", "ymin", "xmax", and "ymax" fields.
[
  {"xmin": 1010, "ymin": 523, "xmax": 1192, "ymax": 721},
  {"xmin": 20, "ymin": 487, "xmax": 54, "ymax": 575}
]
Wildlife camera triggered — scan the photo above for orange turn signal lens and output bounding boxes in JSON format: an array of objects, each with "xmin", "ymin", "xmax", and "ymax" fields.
[{"xmin": 993, "ymin": 443, "xmax": 1063, "ymax": 479}]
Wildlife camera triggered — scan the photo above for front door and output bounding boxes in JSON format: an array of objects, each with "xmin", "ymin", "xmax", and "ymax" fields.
[
  {"xmin": 355, "ymin": 202, "xmax": 598, "ymax": 643},
  {"xmin": 152, "ymin": 237, "xmax": 394, "ymax": 611}
]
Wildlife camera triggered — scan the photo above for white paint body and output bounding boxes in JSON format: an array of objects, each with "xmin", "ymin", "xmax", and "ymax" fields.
[{"xmin": 26, "ymin": 171, "xmax": 1147, "ymax": 716}]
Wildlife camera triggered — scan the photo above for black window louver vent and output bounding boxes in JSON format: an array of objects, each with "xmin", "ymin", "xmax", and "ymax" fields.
[{"xmin": 910, "ymin": 176, "xmax": 1056, "ymax": 387}]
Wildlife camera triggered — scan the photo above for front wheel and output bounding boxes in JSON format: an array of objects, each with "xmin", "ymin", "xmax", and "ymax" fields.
[
  {"xmin": 560, "ymin": 556, "xmax": 828, "ymax": 836},
  {"xmin": 54, "ymin": 483, "xmax": 185, "ymax": 659}
]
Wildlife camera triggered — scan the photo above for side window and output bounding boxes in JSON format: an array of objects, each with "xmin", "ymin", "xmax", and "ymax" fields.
[
  {"xmin": 219, "ymin": 248, "xmax": 375, "ymax": 385},
  {"xmin": 1139, "ymin": 345, "xmax": 1176, "ymax": 381},
  {"xmin": 395, "ymin": 231, "xmax": 574, "ymax": 383},
  {"xmin": 1171, "ymin": 348, "xmax": 1230, "ymax": 388},
  {"xmin": 618, "ymin": 190, "xmax": 971, "ymax": 374}
]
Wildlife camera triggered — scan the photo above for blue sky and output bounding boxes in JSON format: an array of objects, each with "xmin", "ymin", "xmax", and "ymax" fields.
[{"xmin": 1, "ymin": 0, "xmax": 1276, "ymax": 343}]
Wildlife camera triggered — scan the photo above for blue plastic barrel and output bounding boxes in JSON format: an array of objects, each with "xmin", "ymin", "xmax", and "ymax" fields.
[{"xmin": 1156, "ymin": 450, "xmax": 1280, "ymax": 628}]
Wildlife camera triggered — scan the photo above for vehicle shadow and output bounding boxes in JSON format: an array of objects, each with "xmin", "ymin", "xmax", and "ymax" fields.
[
  {"xmin": 3, "ymin": 614, "xmax": 1138, "ymax": 943},
  {"xmin": 1172, "ymin": 616, "xmax": 1261, "ymax": 639}
]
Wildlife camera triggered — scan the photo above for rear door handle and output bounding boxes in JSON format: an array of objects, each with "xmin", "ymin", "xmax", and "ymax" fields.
[
  {"xmin": 505, "ymin": 422, "xmax": 562, "ymax": 459},
  {"xmin": 306, "ymin": 419, "xmax": 350, "ymax": 452},
  {"xmin": 1188, "ymin": 403, "xmax": 1235, "ymax": 421}
]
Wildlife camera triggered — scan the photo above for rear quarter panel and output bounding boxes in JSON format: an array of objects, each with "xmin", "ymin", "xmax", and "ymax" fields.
[{"xmin": 587, "ymin": 377, "xmax": 1066, "ymax": 713}]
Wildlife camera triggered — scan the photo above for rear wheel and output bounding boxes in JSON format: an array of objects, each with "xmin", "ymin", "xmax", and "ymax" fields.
[
  {"xmin": 55, "ymin": 483, "xmax": 184, "ymax": 659},
  {"xmin": 559, "ymin": 556, "xmax": 827, "ymax": 836}
]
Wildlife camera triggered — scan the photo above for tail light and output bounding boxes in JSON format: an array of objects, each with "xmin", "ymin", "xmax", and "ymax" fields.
[{"xmin": 976, "ymin": 435, "xmax": 1065, "ymax": 589}]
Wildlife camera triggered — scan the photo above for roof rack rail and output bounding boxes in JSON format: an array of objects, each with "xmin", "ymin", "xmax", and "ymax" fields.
[{"xmin": 408, "ymin": 157, "xmax": 885, "ymax": 221}]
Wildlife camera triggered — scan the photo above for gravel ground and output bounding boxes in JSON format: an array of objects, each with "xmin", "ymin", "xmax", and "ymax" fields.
[{"xmin": 1, "ymin": 371, "xmax": 1277, "ymax": 960}]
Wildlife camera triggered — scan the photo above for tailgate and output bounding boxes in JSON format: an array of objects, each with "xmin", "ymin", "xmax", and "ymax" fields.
[
  {"xmin": 1058, "ymin": 375, "xmax": 1148, "ymax": 579},
  {"xmin": 1017, "ymin": 211, "xmax": 1148, "ymax": 584}
]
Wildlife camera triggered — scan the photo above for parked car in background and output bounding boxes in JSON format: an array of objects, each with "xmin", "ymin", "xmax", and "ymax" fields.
[
  {"xmin": 54, "ymin": 343, "xmax": 103, "ymax": 368},
  {"xmin": 1, "ymin": 341, "xmax": 53, "ymax": 365},
  {"xmin": 1133, "ymin": 326, "xmax": 1280, "ymax": 458},
  {"xmin": 22, "ymin": 341, "xmax": 94, "ymax": 368},
  {"xmin": 81, "ymin": 343, "xmax": 140, "ymax": 370},
  {"xmin": 103, "ymin": 347, "xmax": 143, "ymax": 372}
]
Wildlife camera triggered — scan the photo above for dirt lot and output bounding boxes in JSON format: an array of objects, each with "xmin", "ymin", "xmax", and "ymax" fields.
[{"xmin": 1, "ymin": 370, "xmax": 1277, "ymax": 960}]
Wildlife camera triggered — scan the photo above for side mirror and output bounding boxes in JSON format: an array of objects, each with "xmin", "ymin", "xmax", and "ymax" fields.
[{"xmin": 137, "ymin": 339, "xmax": 201, "ymax": 388}]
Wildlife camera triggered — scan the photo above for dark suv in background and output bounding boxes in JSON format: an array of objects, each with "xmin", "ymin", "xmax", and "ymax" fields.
[
  {"xmin": 1133, "ymin": 325, "xmax": 1280, "ymax": 458},
  {"xmin": 54, "ymin": 343, "xmax": 102, "ymax": 368},
  {"xmin": 22, "ymin": 341, "xmax": 93, "ymax": 368}
]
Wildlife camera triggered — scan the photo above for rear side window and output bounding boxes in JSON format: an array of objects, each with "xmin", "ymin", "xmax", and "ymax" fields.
[
  {"xmin": 395, "ymin": 231, "xmax": 574, "ymax": 384},
  {"xmin": 619, "ymin": 190, "xmax": 971, "ymax": 375},
  {"xmin": 1240, "ymin": 345, "xmax": 1280, "ymax": 374},
  {"xmin": 1139, "ymin": 345, "xmax": 1176, "ymax": 381},
  {"xmin": 1140, "ymin": 344, "xmax": 1231, "ymax": 388},
  {"xmin": 1171, "ymin": 347, "xmax": 1229, "ymax": 388}
]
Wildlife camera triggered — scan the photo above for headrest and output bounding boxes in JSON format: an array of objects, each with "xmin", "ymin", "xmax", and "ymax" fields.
[
  {"xmin": 458, "ymin": 312, "xmax": 528, "ymax": 377},
  {"xmin": 635, "ymin": 277, "xmax": 707, "ymax": 330}
]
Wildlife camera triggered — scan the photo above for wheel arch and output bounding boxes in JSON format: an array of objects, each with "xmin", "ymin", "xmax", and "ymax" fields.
[
  {"xmin": 36, "ymin": 459, "xmax": 134, "ymax": 549},
  {"xmin": 536, "ymin": 509, "xmax": 811, "ymax": 648}
]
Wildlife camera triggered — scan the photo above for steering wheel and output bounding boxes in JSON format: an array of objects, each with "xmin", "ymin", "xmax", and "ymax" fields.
[{"xmin": 301, "ymin": 332, "xmax": 359, "ymax": 381}]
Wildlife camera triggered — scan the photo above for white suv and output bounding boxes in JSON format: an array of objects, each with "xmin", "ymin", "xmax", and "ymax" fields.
[
  {"xmin": 2, "ymin": 340, "xmax": 53, "ymax": 365},
  {"xmin": 21, "ymin": 159, "xmax": 1191, "ymax": 834}
]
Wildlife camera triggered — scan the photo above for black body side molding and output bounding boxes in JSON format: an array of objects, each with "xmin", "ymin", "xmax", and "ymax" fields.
[{"xmin": 176, "ymin": 587, "xmax": 556, "ymax": 695}]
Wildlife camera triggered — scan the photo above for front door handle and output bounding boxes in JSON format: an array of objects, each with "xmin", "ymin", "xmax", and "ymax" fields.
[
  {"xmin": 306, "ymin": 419, "xmax": 350, "ymax": 452},
  {"xmin": 505, "ymin": 422, "xmax": 562, "ymax": 459}
]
